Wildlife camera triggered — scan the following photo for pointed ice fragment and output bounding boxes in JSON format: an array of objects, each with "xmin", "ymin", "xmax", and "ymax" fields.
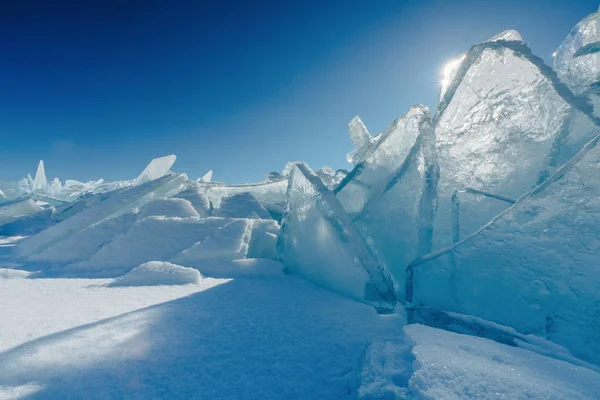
[
  {"xmin": 32, "ymin": 160, "xmax": 48, "ymax": 192},
  {"xmin": 554, "ymin": 8, "xmax": 600, "ymax": 95},
  {"xmin": 134, "ymin": 155, "xmax": 177, "ymax": 186},
  {"xmin": 336, "ymin": 106, "xmax": 430, "ymax": 216},
  {"xmin": 277, "ymin": 162, "xmax": 396, "ymax": 311},
  {"xmin": 411, "ymin": 131, "xmax": 600, "ymax": 365},
  {"xmin": 198, "ymin": 170, "xmax": 213, "ymax": 183},
  {"xmin": 431, "ymin": 40, "xmax": 600, "ymax": 250},
  {"xmin": 343, "ymin": 107, "xmax": 435, "ymax": 299},
  {"xmin": 346, "ymin": 116, "xmax": 376, "ymax": 164}
]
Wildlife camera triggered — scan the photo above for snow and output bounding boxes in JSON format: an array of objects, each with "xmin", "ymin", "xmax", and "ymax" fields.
[
  {"xmin": 137, "ymin": 198, "xmax": 199, "ymax": 220},
  {"xmin": 404, "ymin": 324, "xmax": 600, "ymax": 400},
  {"xmin": 172, "ymin": 219, "xmax": 252, "ymax": 264},
  {"xmin": 216, "ymin": 192, "xmax": 272, "ymax": 219},
  {"xmin": 0, "ymin": 265, "xmax": 403, "ymax": 399},
  {"xmin": 134, "ymin": 155, "xmax": 177, "ymax": 186},
  {"xmin": 109, "ymin": 261, "xmax": 202, "ymax": 287},
  {"xmin": 173, "ymin": 187, "xmax": 211, "ymax": 217},
  {"xmin": 0, "ymin": 268, "xmax": 36, "ymax": 279}
]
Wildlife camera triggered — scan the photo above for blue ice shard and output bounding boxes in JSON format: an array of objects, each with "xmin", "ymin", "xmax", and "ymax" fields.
[
  {"xmin": 431, "ymin": 38, "xmax": 600, "ymax": 251},
  {"xmin": 277, "ymin": 162, "xmax": 396, "ymax": 312},
  {"xmin": 554, "ymin": 8, "xmax": 600, "ymax": 96},
  {"xmin": 336, "ymin": 106, "xmax": 435, "ymax": 299},
  {"xmin": 409, "ymin": 131, "xmax": 600, "ymax": 365}
]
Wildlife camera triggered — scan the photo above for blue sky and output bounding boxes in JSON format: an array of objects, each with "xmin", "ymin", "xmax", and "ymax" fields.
[{"xmin": 1, "ymin": 0, "xmax": 597, "ymax": 183}]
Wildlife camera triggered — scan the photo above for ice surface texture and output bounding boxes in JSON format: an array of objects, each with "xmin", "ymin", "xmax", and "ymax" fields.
[
  {"xmin": 203, "ymin": 178, "xmax": 288, "ymax": 209},
  {"xmin": 554, "ymin": 9, "xmax": 600, "ymax": 95},
  {"xmin": 431, "ymin": 39, "xmax": 600, "ymax": 251},
  {"xmin": 336, "ymin": 106, "xmax": 435, "ymax": 299},
  {"xmin": 277, "ymin": 162, "xmax": 396, "ymax": 312},
  {"xmin": 409, "ymin": 130, "xmax": 600, "ymax": 364}
]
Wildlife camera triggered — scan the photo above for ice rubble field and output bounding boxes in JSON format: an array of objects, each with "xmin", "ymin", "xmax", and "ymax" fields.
[{"xmin": 2, "ymin": 7, "xmax": 600, "ymax": 400}]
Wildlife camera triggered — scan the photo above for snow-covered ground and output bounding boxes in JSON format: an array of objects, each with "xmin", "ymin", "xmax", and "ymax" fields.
[
  {"xmin": 0, "ymin": 262, "xmax": 405, "ymax": 400},
  {"xmin": 2, "ymin": 263, "xmax": 600, "ymax": 400}
]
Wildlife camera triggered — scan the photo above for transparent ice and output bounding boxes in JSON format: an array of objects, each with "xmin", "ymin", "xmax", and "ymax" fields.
[
  {"xmin": 134, "ymin": 155, "xmax": 177, "ymax": 186},
  {"xmin": 277, "ymin": 162, "xmax": 396, "ymax": 311}
]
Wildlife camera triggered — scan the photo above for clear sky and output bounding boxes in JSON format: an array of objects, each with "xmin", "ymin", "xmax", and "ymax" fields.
[{"xmin": 1, "ymin": 0, "xmax": 598, "ymax": 183}]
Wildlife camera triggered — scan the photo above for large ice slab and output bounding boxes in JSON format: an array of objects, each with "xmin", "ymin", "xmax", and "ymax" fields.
[
  {"xmin": 409, "ymin": 132, "xmax": 600, "ymax": 364},
  {"xmin": 554, "ymin": 9, "xmax": 600, "ymax": 96},
  {"xmin": 0, "ymin": 199, "xmax": 44, "ymax": 226},
  {"xmin": 439, "ymin": 30, "xmax": 523, "ymax": 101},
  {"xmin": 67, "ymin": 216, "xmax": 229, "ymax": 276},
  {"xmin": 335, "ymin": 105, "xmax": 430, "ymax": 216},
  {"xmin": 431, "ymin": 39, "xmax": 600, "ymax": 250},
  {"xmin": 16, "ymin": 173, "xmax": 187, "ymax": 258},
  {"xmin": 134, "ymin": 155, "xmax": 177, "ymax": 186},
  {"xmin": 351, "ymin": 111, "xmax": 436, "ymax": 300},
  {"xmin": 277, "ymin": 162, "xmax": 396, "ymax": 311}
]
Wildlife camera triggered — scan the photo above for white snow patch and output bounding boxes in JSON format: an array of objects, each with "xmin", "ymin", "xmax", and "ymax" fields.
[
  {"xmin": 109, "ymin": 261, "xmax": 202, "ymax": 287},
  {"xmin": 404, "ymin": 324, "xmax": 600, "ymax": 400},
  {"xmin": 0, "ymin": 268, "xmax": 35, "ymax": 279}
]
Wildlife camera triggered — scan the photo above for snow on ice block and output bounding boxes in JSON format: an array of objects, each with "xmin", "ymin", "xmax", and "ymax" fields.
[
  {"xmin": 336, "ymin": 105, "xmax": 430, "ymax": 216},
  {"xmin": 172, "ymin": 219, "xmax": 252, "ymax": 265},
  {"xmin": 108, "ymin": 261, "xmax": 202, "ymax": 287},
  {"xmin": 216, "ymin": 192, "xmax": 271, "ymax": 219},
  {"xmin": 431, "ymin": 39, "xmax": 600, "ymax": 250},
  {"xmin": 203, "ymin": 178, "xmax": 288, "ymax": 209},
  {"xmin": 403, "ymin": 324, "xmax": 600, "ymax": 400},
  {"xmin": 554, "ymin": 9, "xmax": 600, "ymax": 95},
  {"xmin": 68, "ymin": 216, "xmax": 230, "ymax": 276},
  {"xmin": 134, "ymin": 155, "xmax": 177, "ymax": 186},
  {"xmin": 410, "ymin": 133, "xmax": 600, "ymax": 364},
  {"xmin": 336, "ymin": 107, "xmax": 435, "ymax": 299},
  {"xmin": 16, "ymin": 173, "xmax": 187, "ymax": 259},
  {"xmin": 137, "ymin": 198, "xmax": 199, "ymax": 220},
  {"xmin": 277, "ymin": 162, "xmax": 396, "ymax": 312},
  {"xmin": 27, "ymin": 212, "xmax": 138, "ymax": 266},
  {"xmin": 0, "ymin": 268, "xmax": 36, "ymax": 279},
  {"xmin": 0, "ymin": 199, "xmax": 44, "ymax": 226},
  {"xmin": 247, "ymin": 219, "xmax": 279, "ymax": 259},
  {"xmin": 173, "ymin": 187, "xmax": 211, "ymax": 217}
]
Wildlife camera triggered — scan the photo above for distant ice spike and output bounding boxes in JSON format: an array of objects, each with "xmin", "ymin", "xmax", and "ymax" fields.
[
  {"xmin": 32, "ymin": 160, "xmax": 47, "ymax": 193},
  {"xmin": 346, "ymin": 116, "xmax": 376, "ymax": 164},
  {"xmin": 198, "ymin": 170, "xmax": 213, "ymax": 183},
  {"xmin": 134, "ymin": 155, "xmax": 177, "ymax": 186}
]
